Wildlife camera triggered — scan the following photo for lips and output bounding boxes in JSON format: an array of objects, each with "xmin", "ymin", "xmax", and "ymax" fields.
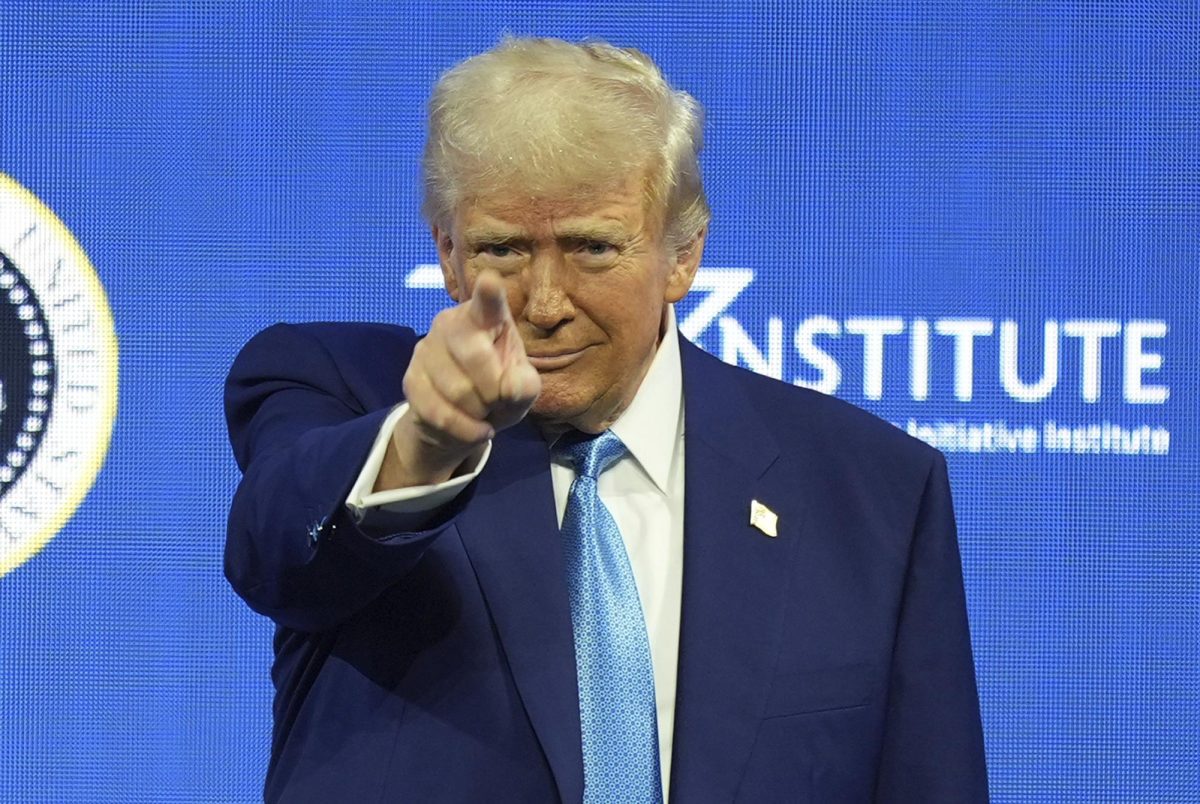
[{"xmin": 526, "ymin": 346, "xmax": 591, "ymax": 371}]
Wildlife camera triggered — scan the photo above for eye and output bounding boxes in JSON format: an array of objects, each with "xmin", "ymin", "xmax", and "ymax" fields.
[
  {"xmin": 581, "ymin": 241, "xmax": 615, "ymax": 257},
  {"xmin": 483, "ymin": 243, "xmax": 515, "ymax": 258}
]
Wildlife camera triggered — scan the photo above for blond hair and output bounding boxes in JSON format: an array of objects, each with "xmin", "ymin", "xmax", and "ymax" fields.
[{"xmin": 422, "ymin": 37, "xmax": 710, "ymax": 252}]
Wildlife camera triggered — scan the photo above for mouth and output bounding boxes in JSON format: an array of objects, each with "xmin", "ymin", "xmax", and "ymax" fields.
[{"xmin": 526, "ymin": 346, "xmax": 591, "ymax": 371}]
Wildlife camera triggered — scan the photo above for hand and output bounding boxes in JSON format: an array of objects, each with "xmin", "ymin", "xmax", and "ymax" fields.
[{"xmin": 378, "ymin": 270, "xmax": 541, "ymax": 489}]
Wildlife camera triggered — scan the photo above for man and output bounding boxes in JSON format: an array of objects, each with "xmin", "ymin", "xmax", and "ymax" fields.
[{"xmin": 225, "ymin": 37, "xmax": 988, "ymax": 802}]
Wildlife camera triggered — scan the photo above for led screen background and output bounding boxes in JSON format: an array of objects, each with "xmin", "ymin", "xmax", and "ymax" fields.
[{"xmin": 1, "ymin": 2, "xmax": 1196, "ymax": 801}]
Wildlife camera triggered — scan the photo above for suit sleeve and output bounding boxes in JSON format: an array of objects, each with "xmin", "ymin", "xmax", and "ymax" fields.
[
  {"xmin": 223, "ymin": 323, "xmax": 464, "ymax": 633},
  {"xmin": 874, "ymin": 451, "xmax": 990, "ymax": 802}
]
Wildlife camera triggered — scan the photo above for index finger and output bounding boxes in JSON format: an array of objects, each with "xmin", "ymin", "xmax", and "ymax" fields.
[{"xmin": 467, "ymin": 271, "xmax": 511, "ymax": 335}]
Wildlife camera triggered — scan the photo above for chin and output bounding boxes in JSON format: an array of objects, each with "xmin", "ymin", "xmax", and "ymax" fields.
[
  {"xmin": 532, "ymin": 395, "xmax": 628, "ymax": 436},
  {"xmin": 529, "ymin": 388, "xmax": 600, "ymax": 431},
  {"xmin": 530, "ymin": 396, "xmax": 581, "ymax": 423}
]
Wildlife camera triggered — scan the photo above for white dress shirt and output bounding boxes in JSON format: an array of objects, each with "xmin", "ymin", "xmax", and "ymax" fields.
[{"xmin": 347, "ymin": 309, "xmax": 686, "ymax": 800}]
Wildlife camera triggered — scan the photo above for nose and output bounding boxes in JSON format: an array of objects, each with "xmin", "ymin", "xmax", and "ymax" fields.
[{"xmin": 521, "ymin": 252, "xmax": 574, "ymax": 332}]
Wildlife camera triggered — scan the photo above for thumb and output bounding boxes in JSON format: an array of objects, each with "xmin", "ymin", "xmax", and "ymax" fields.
[{"xmin": 467, "ymin": 271, "xmax": 510, "ymax": 334}]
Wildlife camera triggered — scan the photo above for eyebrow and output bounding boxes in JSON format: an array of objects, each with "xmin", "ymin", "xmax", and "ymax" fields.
[
  {"xmin": 462, "ymin": 222, "xmax": 631, "ymax": 246},
  {"xmin": 462, "ymin": 226, "xmax": 527, "ymax": 245},
  {"xmin": 553, "ymin": 222, "xmax": 630, "ymax": 243}
]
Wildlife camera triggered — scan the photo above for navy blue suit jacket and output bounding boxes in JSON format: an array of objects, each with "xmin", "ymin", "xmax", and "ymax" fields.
[{"xmin": 225, "ymin": 322, "xmax": 988, "ymax": 802}]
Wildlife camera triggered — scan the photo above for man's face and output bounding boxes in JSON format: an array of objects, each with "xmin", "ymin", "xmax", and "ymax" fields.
[{"xmin": 436, "ymin": 173, "xmax": 704, "ymax": 433}]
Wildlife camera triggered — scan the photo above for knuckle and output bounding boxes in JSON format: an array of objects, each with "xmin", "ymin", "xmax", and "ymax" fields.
[
  {"xmin": 410, "ymin": 339, "xmax": 435, "ymax": 371},
  {"xmin": 403, "ymin": 367, "xmax": 432, "ymax": 400},
  {"xmin": 433, "ymin": 364, "xmax": 491, "ymax": 414},
  {"xmin": 446, "ymin": 377, "xmax": 479, "ymax": 408},
  {"xmin": 476, "ymin": 384, "xmax": 500, "ymax": 408},
  {"xmin": 430, "ymin": 364, "xmax": 464, "ymax": 395},
  {"xmin": 401, "ymin": 373, "xmax": 419, "ymax": 402},
  {"xmin": 452, "ymin": 331, "xmax": 496, "ymax": 369},
  {"xmin": 428, "ymin": 407, "xmax": 451, "ymax": 434},
  {"xmin": 468, "ymin": 367, "xmax": 500, "ymax": 404}
]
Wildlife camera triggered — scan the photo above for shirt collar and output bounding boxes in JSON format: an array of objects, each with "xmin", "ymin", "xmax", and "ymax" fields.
[{"xmin": 609, "ymin": 305, "xmax": 683, "ymax": 495}]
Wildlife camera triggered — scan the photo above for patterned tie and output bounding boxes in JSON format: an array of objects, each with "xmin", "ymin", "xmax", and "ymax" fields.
[{"xmin": 555, "ymin": 429, "xmax": 663, "ymax": 804}]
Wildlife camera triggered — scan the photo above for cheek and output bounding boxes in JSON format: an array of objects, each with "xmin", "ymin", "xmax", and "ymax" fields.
[
  {"xmin": 618, "ymin": 277, "xmax": 669, "ymax": 339},
  {"xmin": 589, "ymin": 265, "xmax": 667, "ymax": 325}
]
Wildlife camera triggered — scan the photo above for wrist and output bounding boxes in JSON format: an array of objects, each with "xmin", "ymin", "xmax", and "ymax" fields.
[{"xmin": 375, "ymin": 412, "xmax": 486, "ymax": 491}]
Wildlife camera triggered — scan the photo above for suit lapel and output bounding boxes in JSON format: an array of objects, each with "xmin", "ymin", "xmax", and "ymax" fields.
[
  {"xmin": 455, "ymin": 421, "xmax": 584, "ymax": 803},
  {"xmin": 669, "ymin": 339, "xmax": 799, "ymax": 802}
]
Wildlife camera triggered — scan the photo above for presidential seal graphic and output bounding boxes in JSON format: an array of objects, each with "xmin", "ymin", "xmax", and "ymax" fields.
[{"xmin": 0, "ymin": 173, "xmax": 118, "ymax": 577}]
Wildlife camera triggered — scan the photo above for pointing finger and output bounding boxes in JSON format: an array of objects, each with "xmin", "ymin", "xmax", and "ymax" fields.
[{"xmin": 468, "ymin": 271, "xmax": 510, "ymax": 334}]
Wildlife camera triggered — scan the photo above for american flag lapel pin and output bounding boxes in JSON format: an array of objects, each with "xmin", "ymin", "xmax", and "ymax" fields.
[{"xmin": 749, "ymin": 499, "xmax": 778, "ymax": 537}]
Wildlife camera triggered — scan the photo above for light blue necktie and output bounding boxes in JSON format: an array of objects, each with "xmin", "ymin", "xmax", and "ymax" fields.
[{"xmin": 556, "ymin": 430, "xmax": 663, "ymax": 804}]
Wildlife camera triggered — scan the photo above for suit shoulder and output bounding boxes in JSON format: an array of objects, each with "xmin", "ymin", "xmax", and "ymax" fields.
[
  {"xmin": 225, "ymin": 321, "xmax": 420, "ymax": 427},
  {"xmin": 234, "ymin": 321, "xmax": 420, "ymax": 365}
]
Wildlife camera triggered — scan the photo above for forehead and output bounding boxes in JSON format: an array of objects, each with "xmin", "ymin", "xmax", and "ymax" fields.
[{"xmin": 454, "ymin": 172, "xmax": 657, "ymax": 235}]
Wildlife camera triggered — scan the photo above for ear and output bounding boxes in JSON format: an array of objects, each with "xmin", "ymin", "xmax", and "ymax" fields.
[
  {"xmin": 434, "ymin": 225, "xmax": 463, "ymax": 302},
  {"xmin": 664, "ymin": 226, "xmax": 707, "ymax": 303}
]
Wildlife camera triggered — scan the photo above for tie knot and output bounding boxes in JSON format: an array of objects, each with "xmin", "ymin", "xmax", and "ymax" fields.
[{"xmin": 554, "ymin": 429, "xmax": 626, "ymax": 479}]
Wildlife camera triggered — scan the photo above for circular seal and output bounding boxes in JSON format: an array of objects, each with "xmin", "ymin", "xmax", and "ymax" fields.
[{"xmin": 0, "ymin": 173, "xmax": 118, "ymax": 577}]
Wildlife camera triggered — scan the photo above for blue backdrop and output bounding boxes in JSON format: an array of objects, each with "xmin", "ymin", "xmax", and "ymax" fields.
[{"xmin": 1, "ymin": 2, "xmax": 1196, "ymax": 801}]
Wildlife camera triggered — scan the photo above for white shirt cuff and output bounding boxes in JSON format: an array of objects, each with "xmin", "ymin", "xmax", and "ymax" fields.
[{"xmin": 345, "ymin": 402, "xmax": 492, "ymax": 521}]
